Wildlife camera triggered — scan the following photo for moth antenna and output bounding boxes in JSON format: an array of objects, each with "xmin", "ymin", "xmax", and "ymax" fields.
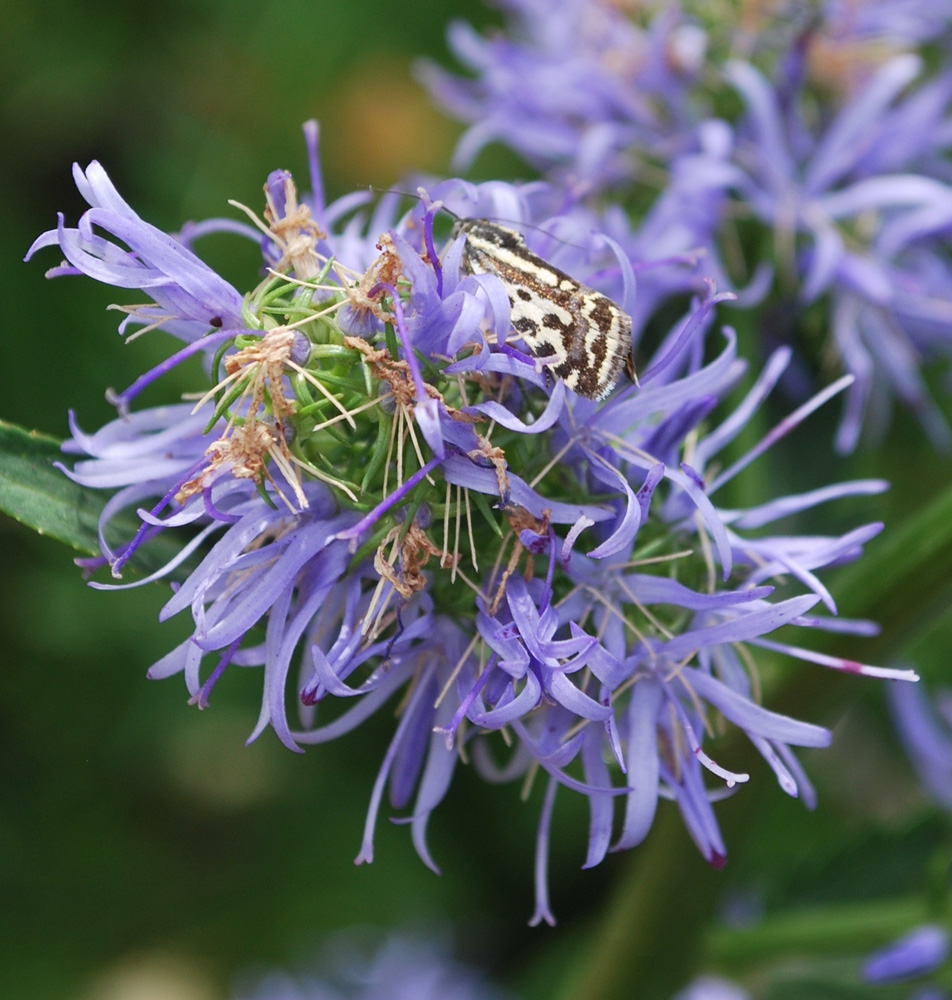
[
  {"xmin": 366, "ymin": 184, "xmax": 421, "ymax": 201},
  {"xmin": 528, "ymin": 220, "xmax": 586, "ymax": 251},
  {"xmin": 365, "ymin": 189, "xmax": 584, "ymax": 252},
  {"xmin": 365, "ymin": 186, "xmax": 463, "ymax": 225},
  {"xmin": 422, "ymin": 192, "xmax": 460, "ymax": 222}
]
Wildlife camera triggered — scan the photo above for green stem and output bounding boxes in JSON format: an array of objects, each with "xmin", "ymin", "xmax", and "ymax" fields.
[{"xmin": 552, "ymin": 807, "xmax": 727, "ymax": 1000}]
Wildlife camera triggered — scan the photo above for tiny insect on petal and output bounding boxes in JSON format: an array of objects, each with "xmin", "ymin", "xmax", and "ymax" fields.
[{"xmin": 453, "ymin": 219, "xmax": 634, "ymax": 400}]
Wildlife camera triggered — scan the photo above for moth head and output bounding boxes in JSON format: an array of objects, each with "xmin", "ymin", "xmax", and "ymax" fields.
[
  {"xmin": 449, "ymin": 217, "xmax": 477, "ymax": 240},
  {"xmin": 451, "ymin": 218, "xmax": 528, "ymax": 251}
]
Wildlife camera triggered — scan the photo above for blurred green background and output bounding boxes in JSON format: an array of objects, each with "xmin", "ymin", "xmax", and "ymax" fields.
[{"xmin": 3, "ymin": 2, "xmax": 952, "ymax": 999}]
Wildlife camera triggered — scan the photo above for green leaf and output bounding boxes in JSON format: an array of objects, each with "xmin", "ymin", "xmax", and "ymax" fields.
[
  {"xmin": 0, "ymin": 419, "xmax": 102, "ymax": 554},
  {"xmin": 0, "ymin": 419, "xmax": 182, "ymax": 574}
]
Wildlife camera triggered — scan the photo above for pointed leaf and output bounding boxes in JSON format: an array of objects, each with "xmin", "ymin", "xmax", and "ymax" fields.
[
  {"xmin": 0, "ymin": 419, "xmax": 182, "ymax": 573},
  {"xmin": 0, "ymin": 419, "xmax": 102, "ymax": 553}
]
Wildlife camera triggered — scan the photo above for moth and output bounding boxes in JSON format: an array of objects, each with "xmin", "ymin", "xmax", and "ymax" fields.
[{"xmin": 452, "ymin": 218, "xmax": 634, "ymax": 400}]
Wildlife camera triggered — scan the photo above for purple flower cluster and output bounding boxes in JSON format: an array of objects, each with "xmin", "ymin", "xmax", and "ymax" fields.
[
  {"xmin": 824, "ymin": 1, "xmax": 952, "ymax": 46},
  {"xmin": 28, "ymin": 123, "xmax": 911, "ymax": 922},
  {"xmin": 234, "ymin": 931, "xmax": 505, "ymax": 1000},
  {"xmin": 422, "ymin": 0, "xmax": 952, "ymax": 452},
  {"xmin": 418, "ymin": 0, "xmax": 705, "ymax": 189},
  {"xmin": 726, "ymin": 49, "xmax": 952, "ymax": 451}
]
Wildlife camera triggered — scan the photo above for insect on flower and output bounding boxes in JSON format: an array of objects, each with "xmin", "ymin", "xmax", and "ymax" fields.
[{"xmin": 451, "ymin": 217, "xmax": 636, "ymax": 400}]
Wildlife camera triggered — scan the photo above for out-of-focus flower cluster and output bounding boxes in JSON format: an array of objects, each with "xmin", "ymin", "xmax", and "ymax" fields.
[
  {"xmin": 891, "ymin": 678, "xmax": 952, "ymax": 811},
  {"xmin": 28, "ymin": 118, "xmax": 910, "ymax": 922},
  {"xmin": 864, "ymin": 924, "xmax": 951, "ymax": 989},
  {"xmin": 234, "ymin": 931, "xmax": 506, "ymax": 1000},
  {"xmin": 420, "ymin": 0, "xmax": 952, "ymax": 452},
  {"xmin": 671, "ymin": 977, "xmax": 751, "ymax": 1000}
]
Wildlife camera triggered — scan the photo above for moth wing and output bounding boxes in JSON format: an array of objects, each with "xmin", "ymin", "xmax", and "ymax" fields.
[{"xmin": 543, "ymin": 285, "xmax": 631, "ymax": 400}]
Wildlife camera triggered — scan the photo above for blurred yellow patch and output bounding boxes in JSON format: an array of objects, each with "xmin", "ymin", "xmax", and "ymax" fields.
[
  {"xmin": 81, "ymin": 951, "xmax": 216, "ymax": 1000},
  {"xmin": 325, "ymin": 56, "xmax": 459, "ymax": 187}
]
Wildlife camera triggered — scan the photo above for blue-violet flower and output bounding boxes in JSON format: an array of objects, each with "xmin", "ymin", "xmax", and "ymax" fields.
[{"xmin": 27, "ymin": 122, "xmax": 913, "ymax": 921}]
